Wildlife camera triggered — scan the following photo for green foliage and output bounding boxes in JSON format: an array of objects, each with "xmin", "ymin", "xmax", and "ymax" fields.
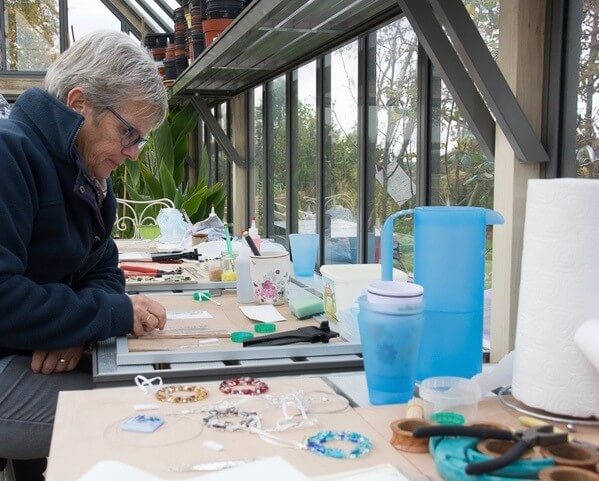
[{"xmin": 114, "ymin": 102, "xmax": 226, "ymax": 225}]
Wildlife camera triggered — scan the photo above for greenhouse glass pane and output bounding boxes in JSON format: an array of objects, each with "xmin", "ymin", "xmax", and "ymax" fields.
[
  {"xmin": 251, "ymin": 86, "xmax": 265, "ymax": 235},
  {"xmin": 366, "ymin": 18, "xmax": 418, "ymax": 270},
  {"xmin": 4, "ymin": 0, "xmax": 59, "ymax": 71},
  {"xmin": 68, "ymin": 0, "xmax": 121, "ymax": 42},
  {"xmin": 323, "ymin": 41, "xmax": 359, "ymax": 265},
  {"xmin": 267, "ymin": 75, "xmax": 287, "ymax": 246},
  {"xmin": 577, "ymin": 2, "xmax": 599, "ymax": 178},
  {"xmin": 293, "ymin": 61, "xmax": 317, "ymax": 235}
]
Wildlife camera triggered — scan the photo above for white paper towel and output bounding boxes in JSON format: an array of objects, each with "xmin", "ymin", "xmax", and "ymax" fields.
[{"xmin": 512, "ymin": 178, "xmax": 599, "ymax": 418}]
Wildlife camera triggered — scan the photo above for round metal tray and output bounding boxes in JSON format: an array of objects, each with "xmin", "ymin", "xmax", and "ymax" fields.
[{"xmin": 497, "ymin": 386, "xmax": 599, "ymax": 427}]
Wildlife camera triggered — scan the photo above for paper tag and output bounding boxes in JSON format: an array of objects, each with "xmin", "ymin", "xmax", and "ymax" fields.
[
  {"xmin": 167, "ymin": 310, "xmax": 213, "ymax": 320},
  {"xmin": 120, "ymin": 415, "xmax": 164, "ymax": 433},
  {"xmin": 133, "ymin": 404, "xmax": 160, "ymax": 411},
  {"xmin": 239, "ymin": 305, "xmax": 286, "ymax": 323}
]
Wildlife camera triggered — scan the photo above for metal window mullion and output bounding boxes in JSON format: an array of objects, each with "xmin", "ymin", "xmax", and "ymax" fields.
[
  {"xmin": 246, "ymin": 92, "xmax": 253, "ymax": 226},
  {"xmin": 417, "ymin": 44, "xmax": 432, "ymax": 206},
  {"xmin": 59, "ymin": 0, "xmax": 68, "ymax": 51},
  {"xmin": 129, "ymin": 0, "xmax": 171, "ymax": 33},
  {"xmin": 214, "ymin": 105, "xmax": 220, "ymax": 184},
  {"xmin": 226, "ymin": 100, "xmax": 233, "ymax": 223},
  {"xmin": 316, "ymin": 55, "xmax": 326, "ymax": 267},
  {"xmin": 287, "ymin": 70, "xmax": 297, "ymax": 236},
  {"xmin": 152, "ymin": 0, "xmax": 174, "ymax": 20},
  {"xmin": 264, "ymin": 81, "xmax": 272, "ymax": 238},
  {"xmin": 0, "ymin": 0, "xmax": 7, "ymax": 70},
  {"xmin": 98, "ymin": 0, "xmax": 142, "ymax": 37},
  {"xmin": 357, "ymin": 35, "xmax": 368, "ymax": 264},
  {"xmin": 542, "ymin": 0, "xmax": 583, "ymax": 178}
]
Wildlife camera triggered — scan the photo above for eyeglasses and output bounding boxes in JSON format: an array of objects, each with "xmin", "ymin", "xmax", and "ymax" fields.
[{"xmin": 106, "ymin": 107, "xmax": 147, "ymax": 150}]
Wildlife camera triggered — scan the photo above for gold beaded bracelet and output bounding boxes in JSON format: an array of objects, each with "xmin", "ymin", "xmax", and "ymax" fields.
[{"xmin": 155, "ymin": 385, "xmax": 208, "ymax": 403}]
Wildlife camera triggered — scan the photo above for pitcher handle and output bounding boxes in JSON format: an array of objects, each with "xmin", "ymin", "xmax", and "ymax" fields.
[{"xmin": 381, "ymin": 209, "xmax": 414, "ymax": 281}]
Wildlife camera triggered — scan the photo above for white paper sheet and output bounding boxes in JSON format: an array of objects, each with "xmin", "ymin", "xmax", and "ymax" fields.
[
  {"xmin": 314, "ymin": 464, "xmax": 413, "ymax": 481},
  {"xmin": 118, "ymin": 252, "xmax": 152, "ymax": 262},
  {"xmin": 167, "ymin": 310, "xmax": 213, "ymax": 320},
  {"xmin": 239, "ymin": 305, "xmax": 286, "ymax": 323},
  {"xmin": 77, "ymin": 458, "xmax": 309, "ymax": 481}
]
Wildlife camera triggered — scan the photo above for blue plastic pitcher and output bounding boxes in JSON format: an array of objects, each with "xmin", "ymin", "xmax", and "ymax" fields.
[{"xmin": 380, "ymin": 207, "xmax": 503, "ymax": 380}]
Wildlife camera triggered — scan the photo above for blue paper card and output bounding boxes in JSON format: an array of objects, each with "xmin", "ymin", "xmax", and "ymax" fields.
[{"xmin": 120, "ymin": 415, "xmax": 164, "ymax": 433}]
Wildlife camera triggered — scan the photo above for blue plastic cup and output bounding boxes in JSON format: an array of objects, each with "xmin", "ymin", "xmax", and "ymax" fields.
[
  {"xmin": 357, "ymin": 282, "xmax": 424, "ymax": 405},
  {"xmin": 288, "ymin": 233, "xmax": 319, "ymax": 277}
]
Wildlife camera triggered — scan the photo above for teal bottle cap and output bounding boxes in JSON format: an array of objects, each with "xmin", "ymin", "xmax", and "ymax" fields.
[
  {"xmin": 231, "ymin": 331, "xmax": 254, "ymax": 343},
  {"xmin": 254, "ymin": 323, "xmax": 276, "ymax": 333},
  {"xmin": 193, "ymin": 291, "xmax": 211, "ymax": 301}
]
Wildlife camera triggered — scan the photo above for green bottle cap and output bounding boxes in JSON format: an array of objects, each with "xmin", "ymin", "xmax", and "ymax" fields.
[
  {"xmin": 430, "ymin": 412, "xmax": 466, "ymax": 425},
  {"xmin": 254, "ymin": 323, "xmax": 277, "ymax": 333},
  {"xmin": 231, "ymin": 331, "xmax": 254, "ymax": 343}
]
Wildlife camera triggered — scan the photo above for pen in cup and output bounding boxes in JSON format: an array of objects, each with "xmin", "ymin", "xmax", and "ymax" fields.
[{"xmin": 243, "ymin": 231, "xmax": 261, "ymax": 256}]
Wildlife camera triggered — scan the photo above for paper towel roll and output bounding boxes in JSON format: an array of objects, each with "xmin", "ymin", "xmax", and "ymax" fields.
[{"xmin": 512, "ymin": 179, "xmax": 599, "ymax": 418}]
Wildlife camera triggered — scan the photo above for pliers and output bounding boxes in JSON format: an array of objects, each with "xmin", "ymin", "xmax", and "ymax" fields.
[
  {"xmin": 413, "ymin": 424, "xmax": 568, "ymax": 475},
  {"xmin": 150, "ymin": 249, "xmax": 201, "ymax": 262},
  {"xmin": 243, "ymin": 321, "xmax": 339, "ymax": 347}
]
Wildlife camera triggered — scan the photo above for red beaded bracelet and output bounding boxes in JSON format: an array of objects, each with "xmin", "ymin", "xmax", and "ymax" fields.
[{"xmin": 219, "ymin": 377, "xmax": 269, "ymax": 395}]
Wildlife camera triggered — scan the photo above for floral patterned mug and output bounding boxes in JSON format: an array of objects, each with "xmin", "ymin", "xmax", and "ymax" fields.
[{"xmin": 249, "ymin": 252, "xmax": 291, "ymax": 305}]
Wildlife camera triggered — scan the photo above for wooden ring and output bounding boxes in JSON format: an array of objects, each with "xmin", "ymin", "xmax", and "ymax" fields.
[
  {"xmin": 477, "ymin": 439, "xmax": 534, "ymax": 459},
  {"xmin": 389, "ymin": 418, "xmax": 433, "ymax": 453},
  {"xmin": 539, "ymin": 466, "xmax": 599, "ymax": 481},
  {"xmin": 540, "ymin": 444, "xmax": 599, "ymax": 469}
]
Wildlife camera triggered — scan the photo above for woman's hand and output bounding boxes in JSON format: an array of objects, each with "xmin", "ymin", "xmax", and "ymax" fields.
[
  {"xmin": 31, "ymin": 345, "xmax": 85, "ymax": 374},
  {"xmin": 130, "ymin": 295, "xmax": 167, "ymax": 336}
]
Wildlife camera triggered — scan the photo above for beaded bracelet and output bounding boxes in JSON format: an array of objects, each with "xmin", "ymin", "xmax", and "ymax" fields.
[
  {"xmin": 155, "ymin": 385, "xmax": 208, "ymax": 403},
  {"xmin": 203, "ymin": 406, "xmax": 261, "ymax": 432},
  {"xmin": 219, "ymin": 377, "xmax": 269, "ymax": 395},
  {"xmin": 306, "ymin": 431, "xmax": 373, "ymax": 459}
]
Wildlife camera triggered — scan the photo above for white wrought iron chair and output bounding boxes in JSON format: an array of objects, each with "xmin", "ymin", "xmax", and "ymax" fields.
[{"xmin": 114, "ymin": 198, "xmax": 176, "ymax": 239}]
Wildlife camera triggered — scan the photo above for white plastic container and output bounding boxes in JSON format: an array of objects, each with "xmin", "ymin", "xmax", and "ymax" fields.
[
  {"xmin": 419, "ymin": 376, "xmax": 482, "ymax": 422},
  {"xmin": 319, "ymin": 264, "xmax": 408, "ymax": 320},
  {"xmin": 235, "ymin": 245, "xmax": 256, "ymax": 304}
]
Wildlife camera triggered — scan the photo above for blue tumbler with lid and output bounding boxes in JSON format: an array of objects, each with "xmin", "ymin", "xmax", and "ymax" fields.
[{"xmin": 358, "ymin": 281, "xmax": 424, "ymax": 405}]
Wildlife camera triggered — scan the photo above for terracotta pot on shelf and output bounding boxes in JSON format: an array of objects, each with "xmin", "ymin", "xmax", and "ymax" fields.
[
  {"xmin": 175, "ymin": 55, "xmax": 189, "ymax": 76},
  {"xmin": 164, "ymin": 58, "xmax": 177, "ymax": 80},
  {"xmin": 202, "ymin": 18, "xmax": 233, "ymax": 47}
]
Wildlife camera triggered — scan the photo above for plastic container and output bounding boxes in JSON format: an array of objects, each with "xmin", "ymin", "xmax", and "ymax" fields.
[
  {"xmin": 380, "ymin": 207, "xmax": 503, "ymax": 380},
  {"xmin": 288, "ymin": 233, "xmax": 318, "ymax": 277},
  {"xmin": 220, "ymin": 251, "xmax": 237, "ymax": 282},
  {"xmin": 320, "ymin": 264, "xmax": 408, "ymax": 321},
  {"xmin": 358, "ymin": 282, "xmax": 425, "ymax": 405},
  {"xmin": 418, "ymin": 376, "xmax": 482, "ymax": 422},
  {"xmin": 235, "ymin": 245, "xmax": 255, "ymax": 303}
]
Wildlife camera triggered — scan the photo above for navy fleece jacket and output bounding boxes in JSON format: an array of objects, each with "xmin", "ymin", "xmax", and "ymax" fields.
[{"xmin": 0, "ymin": 88, "xmax": 133, "ymax": 356}]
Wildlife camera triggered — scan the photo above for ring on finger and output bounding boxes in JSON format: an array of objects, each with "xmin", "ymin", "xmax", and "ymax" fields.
[
  {"xmin": 145, "ymin": 312, "xmax": 154, "ymax": 323},
  {"xmin": 59, "ymin": 358, "xmax": 67, "ymax": 363}
]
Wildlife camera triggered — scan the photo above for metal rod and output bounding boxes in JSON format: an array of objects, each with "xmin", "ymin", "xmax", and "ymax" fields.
[
  {"xmin": 397, "ymin": 0, "xmax": 496, "ymax": 163},
  {"xmin": 429, "ymin": 0, "xmax": 549, "ymax": 164},
  {"xmin": 191, "ymin": 96, "xmax": 246, "ymax": 167}
]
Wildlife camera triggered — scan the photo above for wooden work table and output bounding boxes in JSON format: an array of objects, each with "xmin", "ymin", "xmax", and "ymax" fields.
[{"xmin": 46, "ymin": 373, "xmax": 599, "ymax": 481}]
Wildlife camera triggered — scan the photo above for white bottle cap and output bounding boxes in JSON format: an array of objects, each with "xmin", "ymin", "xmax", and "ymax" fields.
[{"xmin": 366, "ymin": 281, "xmax": 423, "ymax": 306}]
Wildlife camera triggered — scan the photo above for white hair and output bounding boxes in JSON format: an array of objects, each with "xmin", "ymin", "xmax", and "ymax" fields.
[{"xmin": 44, "ymin": 30, "xmax": 167, "ymax": 127}]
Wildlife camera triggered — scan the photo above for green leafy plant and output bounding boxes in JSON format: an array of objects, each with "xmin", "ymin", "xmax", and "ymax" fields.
[{"xmin": 118, "ymin": 102, "xmax": 226, "ymax": 224}]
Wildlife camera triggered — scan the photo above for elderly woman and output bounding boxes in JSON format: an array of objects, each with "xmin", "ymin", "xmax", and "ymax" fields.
[{"xmin": 0, "ymin": 31, "xmax": 168, "ymax": 480}]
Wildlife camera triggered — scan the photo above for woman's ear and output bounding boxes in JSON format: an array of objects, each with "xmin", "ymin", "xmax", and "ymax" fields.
[{"xmin": 65, "ymin": 87, "xmax": 87, "ymax": 114}]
